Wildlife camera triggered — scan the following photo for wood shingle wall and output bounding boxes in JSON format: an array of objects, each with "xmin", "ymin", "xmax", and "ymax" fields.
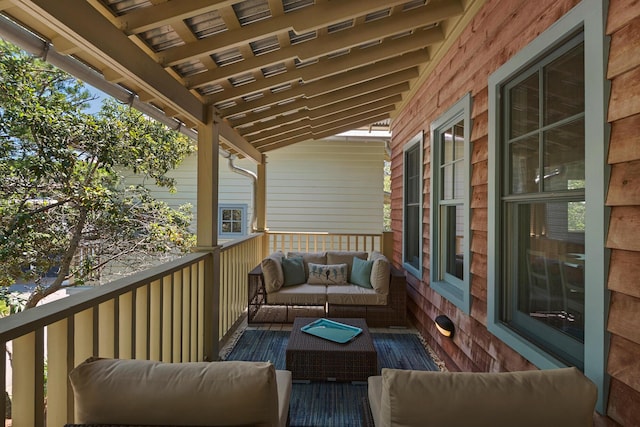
[
  {"xmin": 605, "ymin": 0, "xmax": 640, "ymax": 424},
  {"xmin": 390, "ymin": 0, "xmax": 640, "ymax": 424}
]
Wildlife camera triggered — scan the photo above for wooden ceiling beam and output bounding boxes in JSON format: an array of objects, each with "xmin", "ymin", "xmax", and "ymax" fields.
[
  {"xmin": 204, "ymin": 29, "xmax": 438, "ymax": 103},
  {"xmin": 159, "ymin": 0, "xmax": 409, "ymax": 66},
  {"xmin": 187, "ymin": 7, "xmax": 448, "ymax": 89},
  {"xmin": 312, "ymin": 113, "xmax": 391, "ymax": 139},
  {"xmin": 307, "ymin": 81, "xmax": 408, "ymax": 111},
  {"xmin": 225, "ymin": 74, "xmax": 409, "ymax": 129},
  {"xmin": 245, "ymin": 117, "xmax": 311, "ymax": 141},
  {"xmin": 311, "ymin": 105, "xmax": 395, "ymax": 133},
  {"xmin": 246, "ymin": 96, "xmax": 398, "ymax": 142},
  {"xmin": 217, "ymin": 51, "xmax": 424, "ymax": 117},
  {"xmin": 18, "ymin": 0, "xmax": 206, "ymax": 124},
  {"xmin": 118, "ymin": 0, "xmax": 236, "ymax": 34}
]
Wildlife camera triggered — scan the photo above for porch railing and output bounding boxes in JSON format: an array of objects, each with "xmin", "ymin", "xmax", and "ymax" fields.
[
  {"xmin": 0, "ymin": 230, "xmax": 384, "ymax": 426},
  {"xmin": 218, "ymin": 234, "xmax": 264, "ymax": 337},
  {"xmin": 1, "ymin": 251, "xmax": 217, "ymax": 427},
  {"xmin": 266, "ymin": 231, "xmax": 384, "ymax": 254}
]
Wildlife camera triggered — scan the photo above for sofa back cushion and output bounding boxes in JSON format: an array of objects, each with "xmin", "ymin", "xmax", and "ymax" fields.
[
  {"xmin": 69, "ymin": 358, "xmax": 280, "ymax": 426},
  {"xmin": 369, "ymin": 251, "xmax": 390, "ymax": 294},
  {"xmin": 379, "ymin": 367, "xmax": 597, "ymax": 427},
  {"xmin": 282, "ymin": 256, "xmax": 306, "ymax": 286},
  {"xmin": 327, "ymin": 251, "xmax": 368, "ymax": 281},
  {"xmin": 351, "ymin": 257, "xmax": 374, "ymax": 288},
  {"xmin": 262, "ymin": 251, "xmax": 285, "ymax": 293},
  {"xmin": 287, "ymin": 251, "xmax": 327, "ymax": 279},
  {"xmin": 307, "ymin": 262, "xmax": 348, "ymax": 285}
]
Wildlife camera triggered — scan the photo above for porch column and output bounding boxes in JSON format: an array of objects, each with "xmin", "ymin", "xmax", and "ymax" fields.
[
  {"xmin": 196, "ymin": 118, "xmax": 220, "ymax": 361},
  {"xmin": 255, "ymin": 154, "xmax": 267, "ymax": 232}
]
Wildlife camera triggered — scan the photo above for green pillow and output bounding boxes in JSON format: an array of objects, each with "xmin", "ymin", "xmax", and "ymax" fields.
[
  {"xmin": 282, "ymin": 256, "xmax": 306, "ymax": 286},
  {"xmin": 351, "ymin": 257, "xmax": 374, "ymax": 288}
]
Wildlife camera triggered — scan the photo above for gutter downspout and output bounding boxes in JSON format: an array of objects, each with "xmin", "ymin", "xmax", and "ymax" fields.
[{"xmin": 221, "ymin": 151, "xmax": 258, "ymax": 232}]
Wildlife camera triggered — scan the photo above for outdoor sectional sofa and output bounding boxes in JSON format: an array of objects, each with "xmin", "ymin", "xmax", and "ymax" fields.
[
  {"xmin": 248, "ymin": 250, "xmax": 406, "ymax": 327},
  {"xmin": 366, "ymin": 367, "xmax": 597, "ymax": 427},
  {"xmin": 66, "ymin": 357, "xmax": 292, "ymax": 427}
]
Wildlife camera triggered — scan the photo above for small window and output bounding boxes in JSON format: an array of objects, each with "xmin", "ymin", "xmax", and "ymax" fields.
[
  {"xmin": 219, "ymin": 205, "xmax": 247, "ymax": 237},
  {"xmin": 403, "ymin": 133, "xmax": 423, "ymax": 277},
  {"xmin": 430, "ymin": 93, "xmax": 472, "ymax": 313}
]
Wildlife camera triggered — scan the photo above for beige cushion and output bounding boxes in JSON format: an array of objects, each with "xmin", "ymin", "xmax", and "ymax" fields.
[
  {"xmin": 326, "ymin": 284, "xmax": 387, "ymax": 305},
  {"xmin": 262, "ymin": 251, "xmax": 285, "ymax": 293},
  {"xmin": 287, "ymin": 251, "xmax": 326, "ymax": 278},
  {"xmin": 267, "ymin": 283, "xmax": 327, "ymax": 305},
  {"xmin": 327, "ymin": 251, "xmax": 368, "ymax": 279},
  {"xmin": 369, "ymin": 251, "xmax": 390, "ymax": 294},
  {"xmin": 377, "ymin": 367, "xmax": 597, "ymax": 427},
  {"xmin": 307, "ymin": 262, "xmax": 348, "ymax": 285},
  {"xmin": 275, "ymin": 370, "xmax": 292, "ymax": 427},
  {"xmin": 368, "ymin": 375, "xmax": 383, "ymax": 427},
  {"xmin": 69, "ymin": 358, "xmax": 282, "ymax": 426}
]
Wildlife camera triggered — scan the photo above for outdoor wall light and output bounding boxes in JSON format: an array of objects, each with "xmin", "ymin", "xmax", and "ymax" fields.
[{"xmin": 435, "ymin": 315, "xmax": 455, "ymax": 338}]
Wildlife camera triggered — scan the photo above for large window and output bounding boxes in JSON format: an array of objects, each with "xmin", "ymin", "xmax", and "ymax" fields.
[
  {"xmin": 403, "ymin": 133, "xmax": 423, "ymax": 277},
  {"xmin": 502, "ymin": 34, "xmax": 585, "ymax": 367},
  {"xmin": 430, "ymin": 94, "xmax": 472, "ymax": 313},
  {"xmin": 487, "ymin": 0, "xmax": 609, "ymax": 412}
]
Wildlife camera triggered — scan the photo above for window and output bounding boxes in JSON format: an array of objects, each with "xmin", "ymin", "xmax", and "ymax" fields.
[
  {"xmin": 501, "ymin": 34, "xmax": 586, "ymax": 366},
  {"xmin": 403, "ymin": 133, "xmax": 423, "ymax": 277},
  {"xmin": 219, "ymin": 204, "xmax": 247, "ymax": 237},
  {"xmin": 487, "ymin": 0, "xmax": 609, "ymax": 412},
  {"xmin": 430, "ymin": 94, "xmax": 472, "ymax": 313}
]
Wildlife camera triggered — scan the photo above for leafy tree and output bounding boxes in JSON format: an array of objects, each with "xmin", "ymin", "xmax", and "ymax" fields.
[{"xmin": 0, "ymin": 40, "xmax": 196, "ymax": 309}]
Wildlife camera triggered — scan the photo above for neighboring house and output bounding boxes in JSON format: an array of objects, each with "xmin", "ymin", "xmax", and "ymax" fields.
[
  {"xmin": 124, "ymin": 135, "xmax": 388, "ymax": 239},
  {"xmin": 390, "ymin": 0, "xmax": 637, "ymax": 423}
]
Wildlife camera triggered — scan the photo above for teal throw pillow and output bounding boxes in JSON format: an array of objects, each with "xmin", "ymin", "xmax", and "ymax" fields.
[
  {"xmin": 351, "ymin": 257, "xmax": 374, "ymax": 288},
  {"xmin": 282, "ymin": 256, "xmax": 306, "ymax": 286}
]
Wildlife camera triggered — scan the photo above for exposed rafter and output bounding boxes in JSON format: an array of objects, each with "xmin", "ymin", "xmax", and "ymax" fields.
[{"xmin": 1, "ymin": 0, "xmax": 479, "ymax": 162}]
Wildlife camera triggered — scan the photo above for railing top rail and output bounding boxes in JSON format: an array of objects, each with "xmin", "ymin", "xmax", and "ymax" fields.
[
  {"xmin": 220, "ymin": 232, "xmax": 264, "ymax": 251},
  {"xmin": 0, "ymin": 251, "xmax": 212, "ymax": 342},
  {"xmin": 266, "ymin": 231, "xmax": 381, "ymax": 236}
]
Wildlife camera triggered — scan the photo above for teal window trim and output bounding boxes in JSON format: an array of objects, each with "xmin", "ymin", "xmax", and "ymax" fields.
[
  {"xmin": 487, "ymin": 0, "xmax": 610, "ymax": 413},
  {"xmin": 403, "ymin": 132, "xmax": 423, "ymax": 279},
  {"xmin": 218, "ymin": 204, "xmax": 248, "ymax": 237},
  {"xmin": 430, "ymin": 93, "xmax": 472, "ymax": 314}
]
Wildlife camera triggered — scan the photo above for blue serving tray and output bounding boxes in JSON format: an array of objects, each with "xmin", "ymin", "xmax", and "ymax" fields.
[{"xmin": 301, "ymin": 318, "xmax": 363, "ymax": 343}]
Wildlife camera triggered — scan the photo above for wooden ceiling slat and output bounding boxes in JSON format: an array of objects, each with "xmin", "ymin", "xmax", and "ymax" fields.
[
  {"xmin": 159, "ymin": 0, "xmax": 409, "ymax": 66},
  {"xmin": 5, "ymin": 0, "xmax": 482, "ymax": 159}
]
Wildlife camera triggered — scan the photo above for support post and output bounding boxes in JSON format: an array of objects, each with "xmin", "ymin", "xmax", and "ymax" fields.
[
  {"xmin": 196, "ymin": 118, "xmax": 220, "ymax": 361},
  {"xmin": 256, "ymin": 154, "xmax": 269, "ymax": 257}
]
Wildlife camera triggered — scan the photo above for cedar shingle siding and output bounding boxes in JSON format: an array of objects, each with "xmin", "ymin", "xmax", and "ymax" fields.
[{"xmin": 391, "ymin": 0, "xmax": 640, "ymax": 424}]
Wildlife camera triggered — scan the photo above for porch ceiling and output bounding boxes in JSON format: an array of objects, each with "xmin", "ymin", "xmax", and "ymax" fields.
[{"xmin": 1, "ymin": 0, "xmax": 481, "ymax": 162}]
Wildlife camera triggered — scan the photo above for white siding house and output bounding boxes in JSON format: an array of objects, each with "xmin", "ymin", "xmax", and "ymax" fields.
[{"xmin": 122, "ymin": 136, "xmax": 387, "ymax": 238}]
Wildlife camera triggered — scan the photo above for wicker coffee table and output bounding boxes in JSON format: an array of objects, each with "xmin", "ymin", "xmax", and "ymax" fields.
[{"xmin": 286, "ymin": 317, "xmax": 378, "ymax": 382}]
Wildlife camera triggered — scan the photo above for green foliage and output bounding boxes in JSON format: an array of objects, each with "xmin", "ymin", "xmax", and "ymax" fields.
[{"xmin": 0, "ymin": 40, "xmax": 196, "ymax": 308}]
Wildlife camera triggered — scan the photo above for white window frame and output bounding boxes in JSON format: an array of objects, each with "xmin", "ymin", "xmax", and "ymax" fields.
[
  {"xmin": 430, "ymin": 93, "xmax": 472, "ymax": 313},
  {"xmin": 218, "ymin": 204, "xmax": 247, "ymax": 237},
  {"xmin": 487, "ymin": 0, "xmax": 609, "ymax": 412},
  {"xmin": 403, "ymin": 132, "xmax": 423, "ymax": 278}
]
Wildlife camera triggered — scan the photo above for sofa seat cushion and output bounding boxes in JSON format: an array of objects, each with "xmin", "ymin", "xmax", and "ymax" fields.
[
  {"xmin": 377, "ymin": 367, "xmax": 597, "ymax": 427},
  {"xmin": 69, "ymin": 358, "xmax": 283, "ymax": 426},
  {"xmin": 267, "ymin": 283, "xmax": 327, "ymax": 305},
  {"xmin": 326, "ymin": 284, "xmax": 387, "ymax": 305}
]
